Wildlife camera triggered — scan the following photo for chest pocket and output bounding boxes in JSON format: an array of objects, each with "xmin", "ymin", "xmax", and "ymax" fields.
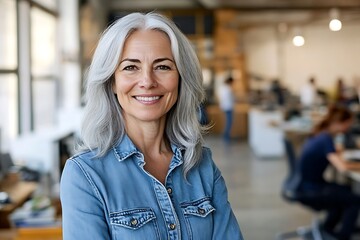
[
  {"xmin": 109, "ymin": 208, "xmax": 160, "ymax": 239},
  {"xmin": 110, "ymin": 208, "xmax": 155, "ymax": 229},
  {"xmin": 181, "ymin": 197, "xmax": 216, "ymax": 240}
]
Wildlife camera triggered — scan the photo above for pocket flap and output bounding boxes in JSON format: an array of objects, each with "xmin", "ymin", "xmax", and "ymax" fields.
[
  {"xmin": 181, "ymin": 198, "xmax": 216, "ymax": 217},
  {"xmin": 109, "ymin": 208, "xmax": 156, "ymax": 230}
]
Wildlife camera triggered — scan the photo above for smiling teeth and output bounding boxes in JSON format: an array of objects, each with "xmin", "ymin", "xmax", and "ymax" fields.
[{"xmin": 135, "ymin": 96, "xmax": 160, "ymax": 101}]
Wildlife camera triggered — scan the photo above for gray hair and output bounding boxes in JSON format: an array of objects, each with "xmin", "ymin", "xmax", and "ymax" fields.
[{"xmin": 80, "ymin": 12, "xmax": 206, "ymax": 176}]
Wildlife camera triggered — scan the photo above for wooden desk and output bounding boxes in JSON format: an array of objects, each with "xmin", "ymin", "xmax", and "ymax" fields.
[
  {"xmin": 0, "ymin": 227, "xmax": 62, "ymax": 240},
  {"xmin": 0, "ymin": 180, "xmax": 38, "ymax": 228},
  {"xmin": 16, "ymin": 227, "xmax": 62, "ymax": 240}
]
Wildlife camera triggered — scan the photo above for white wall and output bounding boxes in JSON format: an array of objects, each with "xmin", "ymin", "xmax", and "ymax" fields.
[
  {"xmin": 243, "ymin": 27, "xmax": 280, "ymax": 81},
  {"xmin": 243, "ymin": 22, "xmax": 360, "ymax": 95}
]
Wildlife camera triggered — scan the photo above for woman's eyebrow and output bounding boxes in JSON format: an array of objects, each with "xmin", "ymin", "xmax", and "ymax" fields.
[
  {"xmin": 119, "ymin": 58, "xmax": 140, "ymax": 64},
  {"xmin": 154, "ymin": 58, "xmax": 175, "ymax": 64}
]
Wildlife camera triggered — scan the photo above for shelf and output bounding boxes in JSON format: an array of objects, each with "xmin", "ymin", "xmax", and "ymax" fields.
[{"xmin": 0, "ymin": 179, "xmax": 38, "ymax": 228}]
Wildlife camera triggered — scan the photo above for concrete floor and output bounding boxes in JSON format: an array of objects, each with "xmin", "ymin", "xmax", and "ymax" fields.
[{"xmin": 204, "ymin": 135, "xmax": 316, "ymax": 240}]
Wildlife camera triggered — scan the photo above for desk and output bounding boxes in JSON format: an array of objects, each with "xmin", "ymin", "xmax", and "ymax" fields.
[
  {"xmin": 0, "ymin": 180, "xmax": 38, "ymax": 228},
  {"xmin": 347, "ymin": 170, "xmax": 360, "ymax": 182},
  {"xmin": 249, "ymin": 108, "xmax": 284, "ymax": 158},
  {"xmin": 0, "ymin": 227, "xmax": 62, "ymax": 240},
  {"xmin": 339, "ymin": 149, "xmax": 360, "ymax": 182}
]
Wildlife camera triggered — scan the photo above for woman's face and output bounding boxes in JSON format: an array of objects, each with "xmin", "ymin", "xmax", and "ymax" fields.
[{"xmin": 113, "ymin": 30, "xmax": 179, "ymax": 124}]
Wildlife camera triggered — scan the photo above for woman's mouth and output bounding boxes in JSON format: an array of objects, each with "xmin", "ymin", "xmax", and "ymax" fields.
[{"xmin": 134, "ymin": 95, "xmax": 162, "ymax": 104}]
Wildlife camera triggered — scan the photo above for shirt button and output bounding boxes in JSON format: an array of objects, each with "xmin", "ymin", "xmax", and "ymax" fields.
[
  {"xmin": 167, "ymin": 187, "xmax": 172, "ymax": 194},
  {"xmin": 130, "ymin": 219, "xmax": 138, "ymax": 226},
  {"xmin": 198, "ymin": 208, "xmax": 205, "ymax": 215},
  {"xmin": 169, "ymin": 223, "xmax": 176, "ymax": 230}
]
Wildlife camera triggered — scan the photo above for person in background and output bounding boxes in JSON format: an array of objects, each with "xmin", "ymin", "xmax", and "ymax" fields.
[
  {"xmin": 335, "ymin": 77, "xmax": 347, "ymax": 106},
  {"xmin": 270, "ymin": 78, "xmax": 285, "ymax": 106},
  {"xmin": 218, "ymin": 76, "xmax": 235, "ymax": 143},
  {"xmin": 60, "ymin": 12, "xmax": 243, "ymax": 240},
  {"xmin": 300, "ymin": 77, "xmax": 318, "ymax": 109},
  {"xmin": 294, "ymin": 104, "xmax": 360, "ymax": 240}
]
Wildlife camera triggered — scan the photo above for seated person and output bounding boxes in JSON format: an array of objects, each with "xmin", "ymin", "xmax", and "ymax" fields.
[{"xmin": 293, "ymin": 104, "xmax": 360, "ymax": 240}]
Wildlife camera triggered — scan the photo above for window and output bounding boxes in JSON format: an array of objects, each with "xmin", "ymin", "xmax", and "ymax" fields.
[
  {"xmin": 31, "ymin": 6, "xmax": 58, "ymax": 130},
  {"xmin": 0, "ymin": 75, "xmax": 18, "ymax": 151},
  {"xmin": 0, "ymin": 0, "xmax": 18, "ymax": 152},
  {"xmin": 0, "ymin": 0, "xmax": 17, "ymax": 70}
]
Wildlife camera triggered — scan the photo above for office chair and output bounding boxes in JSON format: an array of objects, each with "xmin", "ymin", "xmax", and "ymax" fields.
[{"xmin": 276, "ymin": 138, "xmax": 327, "ymax": 240}]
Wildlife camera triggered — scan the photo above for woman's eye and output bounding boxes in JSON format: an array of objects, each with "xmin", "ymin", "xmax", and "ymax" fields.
[
  {"xmin": 123, "ymin": 65, "xmax": 137, "ymax": 71},
  {"xmin": 156, "ymin": 65, "xmax": 171, "ymax": 70}
]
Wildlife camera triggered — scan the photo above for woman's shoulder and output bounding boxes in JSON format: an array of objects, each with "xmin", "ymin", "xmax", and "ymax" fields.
[
  {"xmin": 313, "ymin": 132, "xmax": 333, "ymax": 143},
  {"xmin": 201, "ymin": 145, "xmax": 212, "ymax": 154},
  {"xmin": 200, "ymin": 146, "xmax": 212, "ymax": 161},
  {"xmin": 184, "ymin": 146, "xmax": 222, "ymax": 184},
  {"xmin": 69, "ymin": 148, "xmax": 98, "ymax": 162},
  {"xmin": 304, "ymin": 132, "xmax": 333, "ymax": 151},
  {"xmin": 196, "ymin": 146, "xmax": 217, "ymax": 171},
  {"xmin": 66, "ymin": 147, "xmax": 113, "ymax": 170}
]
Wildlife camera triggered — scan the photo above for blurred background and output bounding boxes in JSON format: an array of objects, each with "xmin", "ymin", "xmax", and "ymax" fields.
[{"xmin": 2, "ymin": 0, "xmax": 360, "ymax": 239}]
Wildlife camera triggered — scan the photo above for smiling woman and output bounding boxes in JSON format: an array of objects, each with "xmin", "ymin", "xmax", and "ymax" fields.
[
  {"xmin": 113, "ymin": 30, "xmax": 179, "ymax": 124},
  {"xmin": 60, "ymin": 12, "xmax": 244, "ymax": 240}
]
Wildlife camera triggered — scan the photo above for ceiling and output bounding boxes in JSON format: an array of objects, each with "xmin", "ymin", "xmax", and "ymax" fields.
[
  {"xmin": 106, "ymin": 0, "xmax": 360, "ymax": 28},
  {"xmin": 109, "ymin": 0, "xmax": 360, "ymax": 10}
]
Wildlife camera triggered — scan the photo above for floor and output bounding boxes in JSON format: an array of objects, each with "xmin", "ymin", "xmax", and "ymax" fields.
[{"xmin": 204, "ymin": 135, "xmax": 315, "ymax": 240}]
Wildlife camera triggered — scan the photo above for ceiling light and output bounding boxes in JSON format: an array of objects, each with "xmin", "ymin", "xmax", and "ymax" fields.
[
  {"xmin": 329, "ymin": 8, "xmax": 342, "ymax": 31},
  {"xmin": 329, "ymin": 19, "xmax": 342, "ymax": 31},
  {"xmin": 293, "ymin": 35, "xmax": 305, "ymax": 47}
]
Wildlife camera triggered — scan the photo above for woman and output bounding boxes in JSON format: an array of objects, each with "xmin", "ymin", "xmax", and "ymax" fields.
[
  {"xmin": 60, "ymin": 12, "xmax": 243, "ymax": 239},
  {"xmin": 295, "ymin": 104, "xmax": 360, "ymax": 240}
]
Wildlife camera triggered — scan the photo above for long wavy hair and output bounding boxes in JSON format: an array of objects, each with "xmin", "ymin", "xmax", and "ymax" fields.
[
  {"xmin": 80, "ymin": 12, "xmax": 206, "ymax": 176},
  {"xmin": 312, "ymin": 104, "xmax": 353, "ymax": 136}
]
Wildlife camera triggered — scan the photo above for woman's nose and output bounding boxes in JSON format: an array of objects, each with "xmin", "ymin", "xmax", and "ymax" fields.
[{"xmin": 139, "ymin": 70, "xmax": 158, "ymax": 89}]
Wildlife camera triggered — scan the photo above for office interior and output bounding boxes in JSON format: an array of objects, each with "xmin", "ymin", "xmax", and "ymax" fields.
[{"xmin": 2, "ymin": 0, "xmax": 360, "ymax": 239}]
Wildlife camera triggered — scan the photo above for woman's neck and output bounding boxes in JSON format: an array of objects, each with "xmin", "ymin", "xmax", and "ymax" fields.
[{"xmin": 125, "ymin": 118, "xmax": 170, "ymax": 156}]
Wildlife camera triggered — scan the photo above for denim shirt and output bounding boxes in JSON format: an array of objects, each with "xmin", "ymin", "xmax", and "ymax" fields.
[{"xmin": 60, "ymin": 135, "xmax": 243, "ymax": 240}]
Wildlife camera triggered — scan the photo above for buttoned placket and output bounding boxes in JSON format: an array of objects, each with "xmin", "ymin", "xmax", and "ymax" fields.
[
  {"xmin": 136, "ymin": 151, "xmax": 183, "ymax": 240},
  {"xmin": 161, "ymin": 151, "xmax": 183, "ymax": 240},
  {"xmin": 154, "ymin": 181, "xmax": 181, "ymax": 240}
]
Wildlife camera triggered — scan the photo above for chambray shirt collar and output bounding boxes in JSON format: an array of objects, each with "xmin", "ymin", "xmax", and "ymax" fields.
[
  {"xmin": 112, "ymin": 134, "xmax": 139, "ymax": 161},
  {"xmin": 112, "ymin": 134, "xmax": 184, "ymax": 165}
]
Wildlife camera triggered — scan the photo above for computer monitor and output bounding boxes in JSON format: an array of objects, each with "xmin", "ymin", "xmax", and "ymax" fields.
[{"xmin": 0, "ymin": 153, "xmax": 14, "ymax": 181}]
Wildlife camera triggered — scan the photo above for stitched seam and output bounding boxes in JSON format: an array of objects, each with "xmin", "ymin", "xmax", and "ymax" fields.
[
  {"xmin": 180, "ymin": 196, "xmax": 212, "ymax": 207},
  {"xmin": 71, "ymin": 158, "xmax": 103, "ymax": 204}
]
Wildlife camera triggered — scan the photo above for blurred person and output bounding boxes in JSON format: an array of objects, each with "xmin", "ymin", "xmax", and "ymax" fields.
[
  {"xmin": 270, "ymin": 78, "xmax": 285, "ymax": 106},
  {"xmin": 335, "ymin": 77, "xmax": 347, "ymax": 106},
  {"xmin": 60, "ymin": 12, "xmax": 243, "ymax": 240},
  {"xmin": 354, "ymin": 76, "xmax": 360, "ymax": 104},
  {"xmin": 218, "ymin": 76, "xmax": 235, "ymax": 143},
  {"xmin": 293, "ymin": 104, "xmax": 360, "ymax": 240},
  {"xmin": 300, "ymin": 77, "xmax": 318, "ymax": 108},
  {"xmin": 346, "ymin": 77, "xmax": 360, "ymax": 112},
  {"xmin": 316, "ymin": 88, "xmax": 329, "ymax": 106}
]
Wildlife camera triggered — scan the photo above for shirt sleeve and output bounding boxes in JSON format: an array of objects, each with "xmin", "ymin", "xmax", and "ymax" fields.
[
  {"xmin": 209, "ymin": 153, "xmax": 244, "ymax": 240},
  {"xmin": 60, "ymin": 158, "xmax": 111, "ymax": 240}
]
